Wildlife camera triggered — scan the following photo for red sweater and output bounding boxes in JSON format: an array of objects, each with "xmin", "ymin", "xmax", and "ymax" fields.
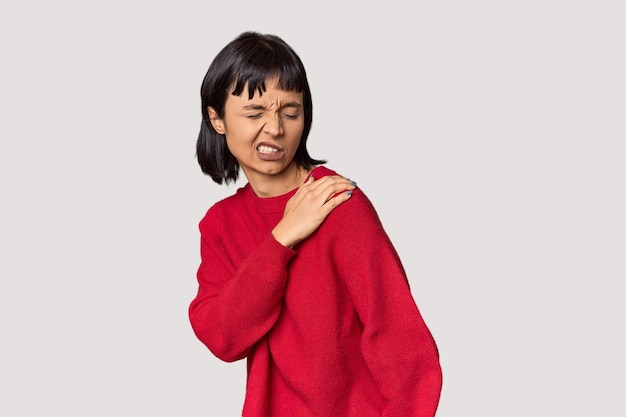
[{"xmin": 189, "ymin": 166, "xmax": 442, "ymax": 417}]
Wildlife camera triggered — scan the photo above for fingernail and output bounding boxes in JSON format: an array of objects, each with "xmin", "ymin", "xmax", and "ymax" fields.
[
  {"xmin": 346, "ymin": 190, "xmax": 353, "ymax": 196},
  {"xmin": 350, "ymin": 180, "xmax": 357, "ymax": 186}
]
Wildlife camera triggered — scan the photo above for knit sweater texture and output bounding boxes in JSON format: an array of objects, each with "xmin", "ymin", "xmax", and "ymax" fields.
[{"xmin": 189, "ymin": 166, "xmax": 442, "ymax": 417}]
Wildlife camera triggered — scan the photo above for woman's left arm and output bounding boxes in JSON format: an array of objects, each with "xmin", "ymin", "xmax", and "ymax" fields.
[{"xmin": 335, "ymin": 190, "xmax": 443, "ymax": 417}]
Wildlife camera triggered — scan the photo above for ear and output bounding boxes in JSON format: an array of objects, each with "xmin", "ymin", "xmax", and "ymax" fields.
[{"xmin": 207, "ymin": 107, "xmax": 225, "ymax": 134}]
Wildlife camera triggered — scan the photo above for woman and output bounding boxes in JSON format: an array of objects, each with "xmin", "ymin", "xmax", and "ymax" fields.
[{"xmin": 189, "ymin": 31, "xmax": 442, "ymax": 416}]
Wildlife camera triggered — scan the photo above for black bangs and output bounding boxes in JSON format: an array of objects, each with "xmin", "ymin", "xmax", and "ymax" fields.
[{"xmin": 229, "ymin": 35, "xmax": 307, "ymax": 99}]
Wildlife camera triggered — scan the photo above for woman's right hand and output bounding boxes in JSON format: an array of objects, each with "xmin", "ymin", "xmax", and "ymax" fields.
[{"xmin": 271, "ymin": 175, "xmax": 356, "ymax": 248}]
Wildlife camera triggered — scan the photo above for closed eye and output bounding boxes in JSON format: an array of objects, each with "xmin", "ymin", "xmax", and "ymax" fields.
[{"xmin": 280, "ymin": 103, "xmax": 302, "ymax": 119}]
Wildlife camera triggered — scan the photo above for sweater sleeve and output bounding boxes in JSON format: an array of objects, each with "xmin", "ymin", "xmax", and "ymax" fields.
[
  {"xmin": 335, "ymin": 191, "xmax": 442, "ymax": 417},
  {"xmin": 189, "ymin": 211, "xmax": 296, "ymax": 362}
]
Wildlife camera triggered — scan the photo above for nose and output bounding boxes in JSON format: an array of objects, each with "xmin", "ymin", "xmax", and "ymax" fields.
[{"xmin": 263, "ymin": 113, "xmax": 283, "ymax": 137}]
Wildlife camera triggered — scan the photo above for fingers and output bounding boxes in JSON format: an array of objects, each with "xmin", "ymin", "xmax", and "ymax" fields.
[
  {"xmin": 275, "ymin": 174, "xmax": 356, "ymax": 248},
  {"xmin": 320, "ymin": 177, "xmax": 356, "ymax": 206},
  {"xmin": 322, "ymin": 188, "xmax": 353, "ymax": 209},
  {"xmin": 301, "ymin": 175, "xmax": 356, "ymax": 206},
  {"xmin": 306, "ymin": 174, "xmax": 353, "ymax": 188}
]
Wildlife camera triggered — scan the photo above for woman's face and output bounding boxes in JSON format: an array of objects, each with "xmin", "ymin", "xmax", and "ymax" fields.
[{"xmin": 209, "ymin": 77, "xmax": 305, "ymax": 187}]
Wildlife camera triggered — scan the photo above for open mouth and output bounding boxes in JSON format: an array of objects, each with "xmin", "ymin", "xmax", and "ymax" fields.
[
  {"xmin": 257, "ymin": 145, "xmax": 280, "ymax": 154},
  {"xmin": 256, "ymin": 143, "xmax": 284, "ymax": 161}
]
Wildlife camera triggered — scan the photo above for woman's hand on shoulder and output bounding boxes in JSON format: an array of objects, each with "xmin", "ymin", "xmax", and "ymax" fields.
[{"xmin": 271, "ymin": 175, "xmax": 356, "ymax": 248}]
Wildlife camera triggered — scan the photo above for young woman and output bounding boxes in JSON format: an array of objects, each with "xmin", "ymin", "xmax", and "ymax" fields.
[{"xmin": 189, "ymin": 31, "xmax": 442, "ymax": 417}]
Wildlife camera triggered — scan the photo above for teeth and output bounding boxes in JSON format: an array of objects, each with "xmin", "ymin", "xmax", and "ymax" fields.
[{"xmin": 257, "ymin": 145, "xmax": 278, "ymax": 154}]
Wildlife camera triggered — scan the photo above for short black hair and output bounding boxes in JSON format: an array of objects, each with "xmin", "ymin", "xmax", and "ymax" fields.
[{"xmin": 196, "ymin": 31, "xmax": 326, "ymax": 184}]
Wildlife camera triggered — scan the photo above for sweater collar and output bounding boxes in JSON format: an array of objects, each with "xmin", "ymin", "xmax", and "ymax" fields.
[{"xmin": 242, "ymin": 166, "xmax": 332, "ymax": 214}]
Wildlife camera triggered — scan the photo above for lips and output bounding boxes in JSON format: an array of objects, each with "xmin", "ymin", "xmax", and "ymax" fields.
[
  {"xmin": 256, "ymin": 143, "xmax": 284, "ymax": 161},
  {"xmin": 257, "ymin": 144, "xmax": 280, "ymax": 154}
]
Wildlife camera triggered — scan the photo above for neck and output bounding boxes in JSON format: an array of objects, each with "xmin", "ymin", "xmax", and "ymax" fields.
[{"xmin": 246, "ymin": 165, "xmax": 311, "ymax": 198}]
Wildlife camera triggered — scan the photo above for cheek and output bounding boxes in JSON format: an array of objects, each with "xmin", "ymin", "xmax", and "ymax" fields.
[
  {"xmin": 288, "ymin": 120, "xmax": 305, "ymax": 140},
  {"xmin": 224, "ymin": 122, "xmax": 258, "ymax": 143},
  {"xmin": 287, "ymin": 130, "xmax": 304, "ymax": 153}
]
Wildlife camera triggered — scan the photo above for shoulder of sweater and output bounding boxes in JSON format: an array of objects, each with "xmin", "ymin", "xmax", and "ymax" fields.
[
  {"xmin": 199, "ymin": 185, "xmax": 248, "ymax": 228},
  {"xmin": 311, "ymin": 165, "xmax": 338, "ymax": 178},
  {"xmin": 311, "ymin": 165, "xmax": 380, "ymax": 218},
  {"xmin": 327, "ymin": 186, "xmax": 384, "ymax": 234}
]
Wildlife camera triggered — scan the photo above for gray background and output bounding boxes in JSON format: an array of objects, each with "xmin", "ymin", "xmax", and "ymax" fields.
[{"xmin": 1, "ymin": 1, "xmax": 624, "ymax": 416}]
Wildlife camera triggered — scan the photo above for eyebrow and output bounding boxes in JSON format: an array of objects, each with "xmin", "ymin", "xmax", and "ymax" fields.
[{"xmin": 242, "ymin": 102, "xmax": 302, "ymax": 111}]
